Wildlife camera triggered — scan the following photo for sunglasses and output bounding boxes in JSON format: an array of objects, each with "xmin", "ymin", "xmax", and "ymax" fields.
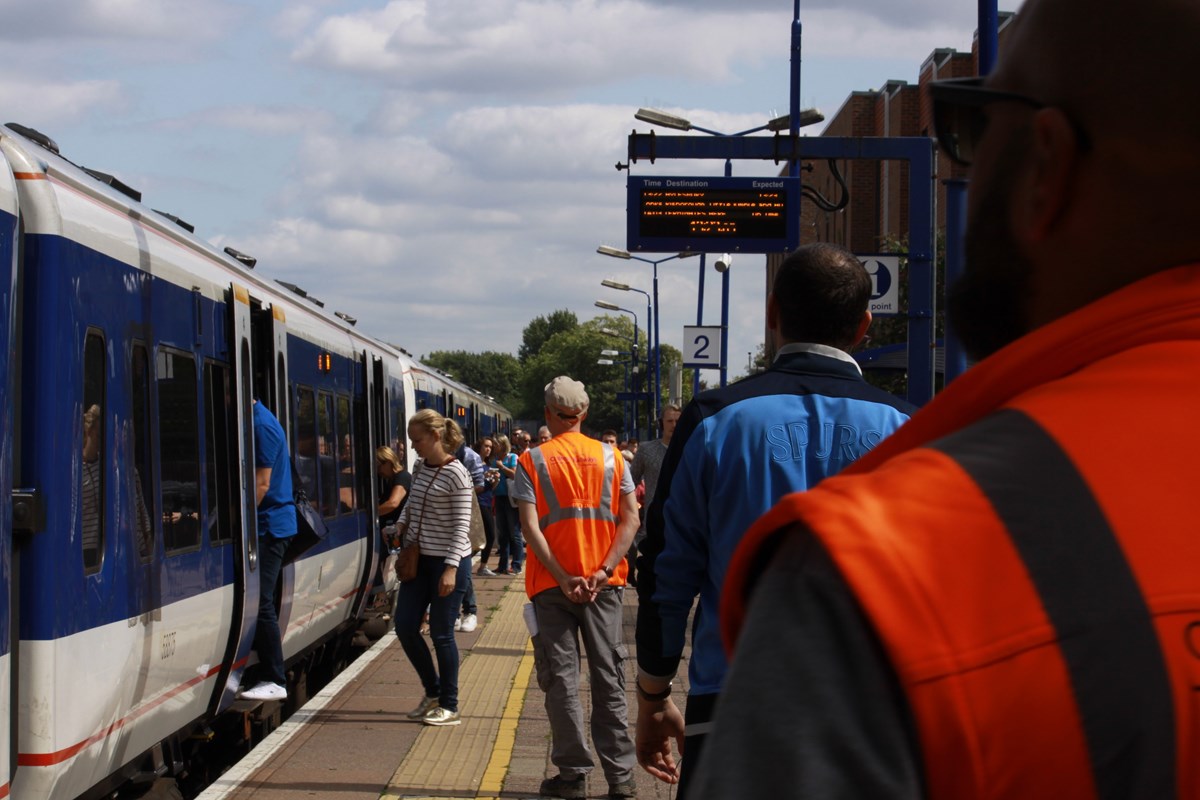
[{"xmin": 929, "ymin": 77, "xmax": 1091, "ymax": 166}]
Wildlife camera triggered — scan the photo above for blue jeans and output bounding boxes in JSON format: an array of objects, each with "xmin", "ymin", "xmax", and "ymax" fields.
[
  {"xmin": 395, "ymin": 554, "xmax": 470, "ymax": 711},
  {"xmin": 495, "ymin": 499, "xmax": 524, "ymax": 572},
  {"xmin": 254, "ymin": 535, "xmax": 289, "ymax": 686},
  {"xmin": 462, "ymin": 570, "xmax": 477, "ymax": 616}
]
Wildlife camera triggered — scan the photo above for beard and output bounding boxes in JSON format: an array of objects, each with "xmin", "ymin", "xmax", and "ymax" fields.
[{"xmin": 947, "ymin": 129, "xmax": 1036, "ymax": 362}]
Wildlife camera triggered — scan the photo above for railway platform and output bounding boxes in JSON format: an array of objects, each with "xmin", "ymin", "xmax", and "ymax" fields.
[{"xmin": 195, "ymin": 571, "xmax": 689, "ymax": 800}]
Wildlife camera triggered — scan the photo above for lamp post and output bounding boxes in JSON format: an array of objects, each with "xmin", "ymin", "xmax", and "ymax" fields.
[
  {"xmin": 597, "ymin": 246, "xmax": 699, "ymax": 419},
  {"xmin": 598, "ymin": 350, "xmax": 633, "ymax": 437},
  {"xmin": 595, "ymin": 300, "xmax": 642, "ymax": 436}
]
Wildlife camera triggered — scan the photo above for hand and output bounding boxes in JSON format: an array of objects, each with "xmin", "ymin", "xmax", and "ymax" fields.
[
  {"xmin": 438, "ymin": 566, "xmax": 457, "ymax": 597},
  {"xmin": 584, "ymin": 568, "xmax": 610, "ymax": 594},
  {"xmin": 636, "ymin": 696, "xmax": 685, "ymax": 784},
  {"xmin": 560, "ymin": 575, "xmax": 596, "ymax": 604}
]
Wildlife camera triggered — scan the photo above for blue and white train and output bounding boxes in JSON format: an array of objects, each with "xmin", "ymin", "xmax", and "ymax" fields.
[{"xmin": 0, "ymin": 122, "xmax": 510, "ymax": 800}]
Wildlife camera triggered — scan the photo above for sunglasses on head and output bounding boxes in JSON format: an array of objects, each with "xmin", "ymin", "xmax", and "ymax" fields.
[{"xmin": 929, "ymin": 77, "xmax": 1091, "ymax": 166}]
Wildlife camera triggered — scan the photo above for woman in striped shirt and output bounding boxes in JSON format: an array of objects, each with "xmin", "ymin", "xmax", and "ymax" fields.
[{"xmin": 394, "ymin": 409, "xmax": 474, "ymax": 727}]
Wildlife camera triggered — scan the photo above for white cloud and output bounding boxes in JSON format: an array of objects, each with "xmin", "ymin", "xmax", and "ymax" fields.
[
  {"xmin": 0, "ymin": 0, "xmax": 236, "ymax": 43},
  {"xmin": 152, "ymin": 105, "xmax": 336, "ymax": 136},
  {"xmin": 290, "ymin": 0, "xmax": 781, "ymax": 95},
  {"xmin": 0, "ymin": 76, "xmax": 126, "ymax": 128}
]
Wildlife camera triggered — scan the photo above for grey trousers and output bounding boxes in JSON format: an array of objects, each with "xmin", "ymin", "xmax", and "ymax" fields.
[{"xmin": 532, "ymin": 587, "xmax": 635, "ymax": 783}]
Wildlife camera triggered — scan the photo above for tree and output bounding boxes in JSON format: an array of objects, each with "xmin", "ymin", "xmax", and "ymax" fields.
[
  {"xmin": 422, "ymin": 350, "xmax": 523, "ymax": 412},
  {"xmin": 519, "ymin": 309, "xmax": 578, "ymax": 363},
  {"xmin": 520, "ymin": 315, "xmax": 648, "ymax": 435}
]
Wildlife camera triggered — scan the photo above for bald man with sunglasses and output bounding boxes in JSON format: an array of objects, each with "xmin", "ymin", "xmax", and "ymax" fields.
[{"xmin": 698, "ymin": 0, "xmax": 1200, "ymax": 797}]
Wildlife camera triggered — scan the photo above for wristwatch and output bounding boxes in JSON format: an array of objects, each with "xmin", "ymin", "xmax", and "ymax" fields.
[{"xmin": 601, "ymin": 563, "xmax": 615, "ymax": 578}]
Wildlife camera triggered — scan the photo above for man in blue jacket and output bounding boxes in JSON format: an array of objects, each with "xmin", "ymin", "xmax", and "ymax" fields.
[{"xmin": 633, "ymin": 243, "xmax": 914, "ymax": 796}]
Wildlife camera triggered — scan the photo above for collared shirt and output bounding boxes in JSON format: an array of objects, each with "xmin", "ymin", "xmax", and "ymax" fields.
[{"xmin": 775, "ymin": 341, "xmax": 862, "ymax": 374}]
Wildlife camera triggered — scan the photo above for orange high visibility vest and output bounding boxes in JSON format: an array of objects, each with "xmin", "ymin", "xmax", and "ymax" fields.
[
  {"xmin": 723, "ymin": 264, "xmax": 1200, "ymax": 799},
  {"xmin": 519, "ymin": 432, "xmax": 628, "ymax": 598}
]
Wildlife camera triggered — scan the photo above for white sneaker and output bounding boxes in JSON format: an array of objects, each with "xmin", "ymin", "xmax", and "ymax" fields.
[
  {"xmin": 238, "ymin": 681, "xmax": 287, "ymax": 701},
  {"xmin": 454, "ymin": 616, "xmax": 463, "ymax": 631},
  {"xmin": 460, "ymin": 613, "xmax": 478, "ymax": 632}
]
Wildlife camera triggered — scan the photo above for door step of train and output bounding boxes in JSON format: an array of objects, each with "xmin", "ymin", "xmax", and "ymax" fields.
[{"xmin": 227, "ymin": 698, "xmax": 283, "ymax": 752}]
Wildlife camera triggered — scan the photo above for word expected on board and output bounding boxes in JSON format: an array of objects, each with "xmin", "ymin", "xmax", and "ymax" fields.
[{"xmin": 626, "ymin": 176, "xmax": 799, "ymax": 254}]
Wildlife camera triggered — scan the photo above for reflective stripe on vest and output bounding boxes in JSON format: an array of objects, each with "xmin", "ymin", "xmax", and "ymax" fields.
[
  {"xmin": 528, "ymin": 443, "xmax": 617, "ymax": 529},
  {"xmin": 931, "ymin": 409, "xmax": 1176, "ymax": 799}
]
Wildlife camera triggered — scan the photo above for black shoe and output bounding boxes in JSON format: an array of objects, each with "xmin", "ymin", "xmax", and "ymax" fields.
[{"xmin": 540, "ymin": 773, "xmax": 586, "ymax": 799}]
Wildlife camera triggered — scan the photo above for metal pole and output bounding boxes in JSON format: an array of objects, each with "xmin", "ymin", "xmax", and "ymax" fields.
[
  {"xmin": 978, "ymin": 0, "xmax": 999, "ymax": 75},
  {"xmin": 694, "ymin": 254, "xmax": 706, "ymax": 397},
  {"xmin": 944, "ymin": 179, "xmax": 969, "ymax": 383},
  {"xmin": 653, "ymin": 262, "xmax": 661, "ymax": 426},
  {"xmin": 790, "ymin": 0, "xmax": 803, "ymax": 182},
  {"xmin": 720, "ymin": 268, "xmax": 730, "ymax": 387}
]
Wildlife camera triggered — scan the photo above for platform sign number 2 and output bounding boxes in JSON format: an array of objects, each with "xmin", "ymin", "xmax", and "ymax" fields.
[{"xmin": 683, "ymin": 325, "xmax": 724, "ymax": 369}]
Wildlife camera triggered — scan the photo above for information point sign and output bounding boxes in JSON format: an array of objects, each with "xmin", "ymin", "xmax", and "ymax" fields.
[
  {"xmin": 858, "ymin": 255, "xmax": 900, "ymax": 316},
  {"xmin": 627, "ymin": 176, "xmax": 799, "ymax": 254}
]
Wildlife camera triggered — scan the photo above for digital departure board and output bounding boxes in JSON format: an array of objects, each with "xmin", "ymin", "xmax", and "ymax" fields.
[{"xmin": 626, "ymin": 176, "xmax": 799, "ymax": 254}]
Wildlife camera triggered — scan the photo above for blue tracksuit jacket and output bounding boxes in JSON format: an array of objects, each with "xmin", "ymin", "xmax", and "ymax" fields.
[{"xmin": 635, "ymin": 348, "xmax": 915, "ymax": 695}]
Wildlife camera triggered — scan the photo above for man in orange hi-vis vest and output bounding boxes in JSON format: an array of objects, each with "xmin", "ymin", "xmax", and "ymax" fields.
[
  {"xmin": 700, "ymin": 0, "xmax": 1200, "ymax": 797},
  {"xmin": 513, "ymin": 377, "xmax": 641, "ymax": 800}
]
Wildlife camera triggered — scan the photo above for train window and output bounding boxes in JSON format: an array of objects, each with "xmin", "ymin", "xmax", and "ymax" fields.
[
  {"xmin": 131, "ymin": 343, "xmax": 154, "ymax": 561},
  {"xmin": 390, "ymin": 385, "xmax": 406, "ymax": 462},
  {"xmin": 82, "ymin": 331, "xmax": 105, "ymax": 573},
  {"xmin": 157, "ymin": 349, "xmax": 202, "ymax": 553},
  {"xmin": 318, "ymin": 391, "xmax": 336, "ymax": 518},
  {"xmin": 203, "ymin": 362, "xmax": 235, "ymax": 545},
  {"xmin": 336, "ymin": 394, "xmax": 356, "ymax": 513},
  {"xmin": 294, "ymin": 386, "xmax": 318, "ymax": 513}
]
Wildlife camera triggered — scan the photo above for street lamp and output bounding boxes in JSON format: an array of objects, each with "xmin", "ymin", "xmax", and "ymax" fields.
[
  {"xmin": 594, "ymin": 300, "xmax": 641, "ymax": 435},
  {"xmin": 634, "ymin": 107, "xmax": 824, "ymax": 137},
  {"xmin": 598, "ymin": 246, "xmax": 699, "ymax": 420},
  {"xmin": 597, "ymin": 356, "xmax": 634, "ymax": 437}
]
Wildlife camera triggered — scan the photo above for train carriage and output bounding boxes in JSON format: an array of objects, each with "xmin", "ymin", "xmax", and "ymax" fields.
[
  {"xmin": 0, "ymin": 131, "xmax": 17, "ymax": 800},
  {"xmin": 0, "ymin": 123, "xmax": 507, "ymax": 799}
]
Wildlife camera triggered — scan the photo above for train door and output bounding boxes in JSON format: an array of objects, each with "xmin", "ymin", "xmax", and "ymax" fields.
[
  {"xmin": 211, "ymin": 283, "xmax": 261, "ymax": 712},
  {"xmin": 0, "ymin": 140, "xmax": 18, "ymax": 800},
  {"xmin": 349, "ymin": 352, "xmax": 384, "ymax": 619}
]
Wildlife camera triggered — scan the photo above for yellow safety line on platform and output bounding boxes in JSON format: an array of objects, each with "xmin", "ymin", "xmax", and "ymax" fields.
[
  {"xmin": 381, "ymin": 580, "xmax": 533, "ymax": 800},
  {"xmin": 478, "ymin": 641, "xmax": 535, "ymax": 795}
]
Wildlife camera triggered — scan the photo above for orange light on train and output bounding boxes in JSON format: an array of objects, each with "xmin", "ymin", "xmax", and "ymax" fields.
[{"xmin": 318, "ymin": 353, "xmax": 332, "ymax": 372}]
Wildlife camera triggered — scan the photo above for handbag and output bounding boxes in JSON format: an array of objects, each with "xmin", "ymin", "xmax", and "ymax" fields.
[
  {"xmin": 467, "ymin": 498, "xmax": 486, "ymax": 552},
  {"xmin": 396, "ymin": 540, "xmax": 421, "ymax": 582},
  {"xmin": 284, "ymin": 462, "xmax": 329, "ymax": 564},
  {"xmin": 394, "ymin": 460, "xmax": 448, "ymax": 582}
]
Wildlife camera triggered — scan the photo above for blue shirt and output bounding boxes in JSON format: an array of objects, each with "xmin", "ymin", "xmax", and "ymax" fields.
[
  {"xmin": 254, "ymin": 401, "xmax": 296, "ymax": 538},
  {"xmin": 636, "ymin": 348, "xmax": 915, "ymax": 694}
]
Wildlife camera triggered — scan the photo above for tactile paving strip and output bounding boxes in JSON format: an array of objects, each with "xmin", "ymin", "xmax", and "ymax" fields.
[{"xmin": 383, "ymin": 582, "xmax": 533, "ymax": 798}]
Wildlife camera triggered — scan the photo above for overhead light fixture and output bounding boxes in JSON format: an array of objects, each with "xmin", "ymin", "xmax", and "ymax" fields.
[
  {"xmin": 766, "ymin": 108, "xmax": 826, "ymax": 131},
  {"xmin": 597, "ymin": 245, "xmax": 633, "ymax": 259},
  {"xmin": 601, "ymin": 279, "xmax": 631, "ymax": 291},
  {"xmin": 635, "ymin": 108, "xmax": 692, "ymax": 131},
  {"xmin": 595, "ymin": 300, "xmax": 620, "ymax": 311},
  {"xmin": 600, "ymin": 349, "xmax": 619, "ymax": 357}
]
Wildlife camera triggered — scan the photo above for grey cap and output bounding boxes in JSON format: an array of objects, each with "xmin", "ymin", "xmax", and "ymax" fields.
[{"xmin": 544, "ymin": 376, "xmax": 589, "ymax": 416}]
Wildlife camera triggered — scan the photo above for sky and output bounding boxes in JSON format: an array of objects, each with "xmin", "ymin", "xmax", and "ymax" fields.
[{"xmin": 1, "ymin": 0, "xmax": 1020, "ymax": 388}]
